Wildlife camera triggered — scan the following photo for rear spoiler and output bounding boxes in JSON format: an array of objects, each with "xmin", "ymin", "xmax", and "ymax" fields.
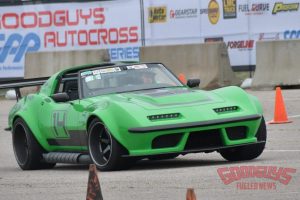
[{"xmin": 0, "ymin": 77, "xmax": 49, "ymax": 101}]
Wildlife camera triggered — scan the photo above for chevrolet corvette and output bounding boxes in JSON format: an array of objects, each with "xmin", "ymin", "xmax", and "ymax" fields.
[{"xmin": 0, "ymin": 62, "xmax": 266, "ymax": 171}]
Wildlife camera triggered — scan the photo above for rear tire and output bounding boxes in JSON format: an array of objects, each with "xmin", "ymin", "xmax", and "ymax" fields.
[
  {"xmin": 220, "ymin": 117, "xmax": 267, "ymax": 161},
  {"xmin": 13, "ymin": 118, "xmax": 56, "ymax": 170},
  {"xmin": 88, "ymin": 118, "xmax": 134, "ymax": 171}
]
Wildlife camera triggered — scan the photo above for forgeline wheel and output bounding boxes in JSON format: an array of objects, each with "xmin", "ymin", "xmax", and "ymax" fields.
[
  {"xmin": 220, "ymin": 117, "xmax": 267, "ymax": 161},
  {"xmin": 13, "ymin": 118, "xmax": 56, "ymax": 170},
  {"xmin": 88, "ymin": 118, "xmax": 135, "ymax": 171}
]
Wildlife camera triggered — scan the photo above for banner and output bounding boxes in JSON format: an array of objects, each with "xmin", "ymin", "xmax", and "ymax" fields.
[
  {"xmin": 144, "ymin": 0, "xmax": 201, "ymax": 46},
  {"xmin": 0, "ymin": 0, "xmax": 141, "ymax": 78},
  {"xmin": 223, "ymin": 34, "xmax": 256, "ymax": 67},
  {"xmin": 143, "ymin": 0, "xmax": 300, "ymax": 68},
  {"xmin": 1, "ymin": 0, "xmax": 300, "ymax": 77}
]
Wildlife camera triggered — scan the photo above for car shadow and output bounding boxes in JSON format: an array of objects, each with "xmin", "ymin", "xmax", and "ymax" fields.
[
  {"xmin": 130, "ymin": 158, "xmax": 227, "ymax": 171},
  {"xmin": 129, "ymin": 157, "xmax": 263, "ymax": 171},
  {"xmin": 52, "ymin": 156, "xmax": 264, "ymax": 172}
]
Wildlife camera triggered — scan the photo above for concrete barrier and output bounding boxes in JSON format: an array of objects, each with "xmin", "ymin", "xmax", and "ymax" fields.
[
  {"xmin": 252, "ymin": 40, "xmax": 300, "ymax": 90},
  {"xmin": 25, "ymin": 49, "xmax": 110, "ymax": 78},
  {"xmin": 139, "ymin": 43, "xmax": 241, "ymax": 89}
]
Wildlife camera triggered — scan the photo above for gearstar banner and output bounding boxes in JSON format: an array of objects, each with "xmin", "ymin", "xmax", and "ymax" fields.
[
  {"xmin": 0, "ymin": 0, "xmax": 141, "ymax": 78},
  {"xmin": 143, "ymin": 0, "xmax": 201, "ymax": 46}
]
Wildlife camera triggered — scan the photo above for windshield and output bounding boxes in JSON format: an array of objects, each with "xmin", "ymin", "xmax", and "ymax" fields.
[{"xmin": 79, "ymin": 63, "xmax": 183, "ymax": 98}]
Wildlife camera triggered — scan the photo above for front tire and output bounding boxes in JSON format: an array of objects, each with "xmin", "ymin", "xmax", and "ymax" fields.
[
  {"xmin": 13, "ymin": 118, "xmax": 56, "ymax": 170},
  {"xmin": 220, "ymin": 117, "xmax": 267, "ymax": 161},
  {"xmin": 88, "ymin": 118, "xmax": 134, "ymax": 171}
]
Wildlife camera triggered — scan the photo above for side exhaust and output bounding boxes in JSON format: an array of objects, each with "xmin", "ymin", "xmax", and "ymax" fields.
[{"xmin": 43, "ymin": 152, "xmax": 92, "ymax": 164}]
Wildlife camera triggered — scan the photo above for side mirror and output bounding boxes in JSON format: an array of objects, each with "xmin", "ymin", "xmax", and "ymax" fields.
[
  {"xmin": 51, "ymin": 92, "xmax": 70, "ymax": 103},
  {"xmin": 187, "ymin": 79, "xmax": 200, "ymax": 88}
]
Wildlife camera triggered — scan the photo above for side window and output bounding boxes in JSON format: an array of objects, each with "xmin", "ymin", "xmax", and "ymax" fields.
[
  {"xmin": 63, "ymin": 80, "xmax": 79, "ymax": 101},
  {"xmin": 56, "ymin": 79, "xmax": 79, "ymax": 101}
]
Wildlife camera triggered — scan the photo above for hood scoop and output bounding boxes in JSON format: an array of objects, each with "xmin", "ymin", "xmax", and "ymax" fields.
[
  {"xmin": 133, "ymin": 88, "xmax": 194, "ymax": 97},
  {"xmin": 120, "ymin": 87, "xmax": 216, "ymax": 108}
]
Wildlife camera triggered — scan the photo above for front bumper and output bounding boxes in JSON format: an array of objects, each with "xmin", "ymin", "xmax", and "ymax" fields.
[{"xmin": 120, "ymin": 114, "xmax": 262, "ymax": 156}]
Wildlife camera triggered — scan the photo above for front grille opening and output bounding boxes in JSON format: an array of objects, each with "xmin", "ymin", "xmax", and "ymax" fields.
[
  {"xmin": 152, "ymin": 133, "xmax": 183, "ymax": 149},
  {"xmin": 226, "ymin": 126, "xmax": 247, "ymax": 140},
  {"xmin": 184, "ymin": 129, "xmax": 223, "ymax": 150}
]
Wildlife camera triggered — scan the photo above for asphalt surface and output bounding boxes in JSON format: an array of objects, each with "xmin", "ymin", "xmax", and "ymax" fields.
[{"xmin": 0, "ymin": 89, "xmax": 300, "ymax": 200}]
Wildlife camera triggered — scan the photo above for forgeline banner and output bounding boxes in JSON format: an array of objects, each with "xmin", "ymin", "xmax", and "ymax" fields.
[
  {"xmin": 1, "ymin": 0, "xmax": 300, "ymax": 77},
  {"xmin": 0, "ymin": 0, "xmax": 141, "ymax": 78}
]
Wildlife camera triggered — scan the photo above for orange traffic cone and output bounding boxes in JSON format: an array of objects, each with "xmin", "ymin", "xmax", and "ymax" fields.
[
  {"xmin": 178, "ymin": 73, "xmax": 187, "ymax": 84},
  {"xmin": 86, "ymin": 164, "xmax": 103, "ymax": 200},
  {"xmin": 268, "ymin": 87, "xmax": 292, "ymax": 124},
  {"xmin": 186, "ymin": 188, "xmax": 197, "ymax": 200}
]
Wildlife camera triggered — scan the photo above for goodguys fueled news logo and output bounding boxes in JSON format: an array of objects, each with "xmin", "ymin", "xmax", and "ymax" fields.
[{"xmin": 217, "ymin": 166, "xmax": 296, "ymax": 190}]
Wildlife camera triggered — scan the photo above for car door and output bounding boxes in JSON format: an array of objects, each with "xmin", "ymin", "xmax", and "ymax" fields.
[{"xmin": 38, "ymin": 79, "xmax": 87, "ymax": 150}]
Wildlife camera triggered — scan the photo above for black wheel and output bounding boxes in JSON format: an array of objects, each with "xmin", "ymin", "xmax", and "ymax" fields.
[
  {"xmin": 148, "ymin": 154, "xmax": 179, "ymax": 160},
  {"xmin": 13, "ymin": 118, "xmax": 56, "ymax": 170},
  {"xmin": 88, "ymin": 118, "xmax": 134, "ymax": 171},
  {"xmin": 220, "ymin": 117, "xmax": 267, "ymax": 161}
]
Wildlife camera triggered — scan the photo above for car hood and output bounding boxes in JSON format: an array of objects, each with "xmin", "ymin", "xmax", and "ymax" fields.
[
  {"xmin": 120, "ymin": 87, "xmax": 224, "ymax": 108},
  {"xmin": 87, "ymin": 87, "xmax": 225, "ymax": 110}
]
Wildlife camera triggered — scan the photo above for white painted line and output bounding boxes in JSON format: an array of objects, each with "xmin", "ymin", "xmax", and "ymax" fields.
[
  {"xmin": 288, "ymin": 114, "xmax": 300, "ymax": 119},
  {"xmin": 267, "ymin": 114, "xmax": 300, "ymax": 122},
  {"xmin": 265, "ymin": 150, "xmax": 300, "ymax": 152}
]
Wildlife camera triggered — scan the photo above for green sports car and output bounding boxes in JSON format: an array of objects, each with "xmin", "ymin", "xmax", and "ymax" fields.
[{"xmin": 1, "ymin": 62, "xmax": 266, "ymax": 171}]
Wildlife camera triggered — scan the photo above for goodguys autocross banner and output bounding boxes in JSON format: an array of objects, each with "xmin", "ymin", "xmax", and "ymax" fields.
[{"xmin": 0, "ymin": 0, "xmax": 141, "ymax": 78}]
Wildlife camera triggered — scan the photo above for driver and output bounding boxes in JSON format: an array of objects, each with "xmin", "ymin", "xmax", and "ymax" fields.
[{"xmin": 139, "ymin": 70, "xmax": 155, "ymax": 84}]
